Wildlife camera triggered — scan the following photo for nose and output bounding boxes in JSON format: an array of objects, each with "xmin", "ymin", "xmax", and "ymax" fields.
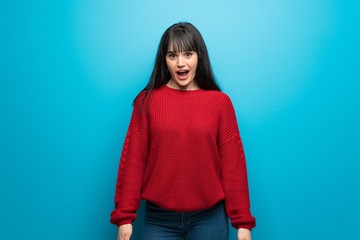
[{"xmin": 177, "ymin": 55, "xmax": 185, "ymax": 68}]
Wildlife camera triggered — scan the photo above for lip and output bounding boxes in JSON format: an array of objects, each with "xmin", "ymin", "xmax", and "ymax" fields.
[{"xmin": 176, "ymin": 70, "xmax": 190, "ymax": 80}]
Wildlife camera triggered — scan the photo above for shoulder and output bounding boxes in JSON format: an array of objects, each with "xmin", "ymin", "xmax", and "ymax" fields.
[
  {"xmin": 205, "ymin": 90, "xmax": 234, "ymax": 107},
  {"xmin": 209, "ymin": 90, "xmax": 231, "ymax": 100},
  {"xmin": 133, "ymin": 90, "xmax": 147, "ymax": 106}
]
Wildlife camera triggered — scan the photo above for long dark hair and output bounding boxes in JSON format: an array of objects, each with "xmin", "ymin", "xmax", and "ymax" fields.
[{"xmin": 134, "ymin": 22, "xmax": 221, "ymax": 107}]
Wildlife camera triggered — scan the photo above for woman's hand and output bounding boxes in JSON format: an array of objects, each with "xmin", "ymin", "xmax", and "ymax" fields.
[
  {"xmin": 238, "ymin": 228, "xmax": 251, "ymax": 240},
  {"xmin": 118, "ymin": 224, "xmax": 132, "ymax": 240}
]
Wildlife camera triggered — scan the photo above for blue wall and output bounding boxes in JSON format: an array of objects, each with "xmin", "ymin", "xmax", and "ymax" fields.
[{"xmin": 1, "ymin": 1, "xmax": 359, "ymax": 239}]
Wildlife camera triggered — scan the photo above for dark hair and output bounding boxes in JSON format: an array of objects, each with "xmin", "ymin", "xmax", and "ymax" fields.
[{"xmin": 134, "ymin": 22, "xmax": 221, "ymax": 107}]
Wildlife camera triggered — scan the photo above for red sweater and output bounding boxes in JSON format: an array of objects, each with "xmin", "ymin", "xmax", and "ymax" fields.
[{"xmin": 110, "ymin": 84, "xmax": 256, "ymax": 230}]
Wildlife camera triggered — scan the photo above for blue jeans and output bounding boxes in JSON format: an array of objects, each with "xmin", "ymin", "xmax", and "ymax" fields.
[{"xmin": 142, "ymin": 201, "xmax": 229, "ymax": 240}]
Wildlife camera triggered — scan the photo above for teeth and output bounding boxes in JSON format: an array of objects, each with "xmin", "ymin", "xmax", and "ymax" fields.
[{"xmin": 177, "ymin": 70, "xmax": 188, "ymax": 78}]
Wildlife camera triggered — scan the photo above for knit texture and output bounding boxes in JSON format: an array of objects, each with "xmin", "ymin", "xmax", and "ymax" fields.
[{"xmin": 110, "ymin": 84, "xmax": 256, "ymax": 230}]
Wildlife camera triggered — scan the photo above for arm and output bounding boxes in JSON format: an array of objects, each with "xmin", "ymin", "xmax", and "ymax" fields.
[
  {"xmin": 110, "ymin": 93, "xmax": 149, "ymax": 226},
  {"xmin": 217, "ymin": 95, "xmax": 256, "ymax": 231}
]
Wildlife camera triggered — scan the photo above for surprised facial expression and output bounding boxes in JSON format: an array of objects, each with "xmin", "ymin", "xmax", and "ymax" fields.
[{"xmin": 165, "ymin": 48, "xmax": 199, "ymax": 90}]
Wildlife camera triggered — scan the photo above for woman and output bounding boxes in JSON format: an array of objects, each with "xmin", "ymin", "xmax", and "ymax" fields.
[{"xmin": 110, "ymin": 22, "xmax": 256, "ymax": 240}]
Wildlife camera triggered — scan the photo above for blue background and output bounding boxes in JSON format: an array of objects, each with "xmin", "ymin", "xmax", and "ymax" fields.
[{"xmin": 1, "ymin": 0, "xmax": 359, "ymax": 239}]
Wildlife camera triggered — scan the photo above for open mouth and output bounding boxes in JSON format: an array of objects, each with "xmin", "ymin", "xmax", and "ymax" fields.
[{"xmin": 176, "ymin": 70, "xmax": 189, "ymax": 80}]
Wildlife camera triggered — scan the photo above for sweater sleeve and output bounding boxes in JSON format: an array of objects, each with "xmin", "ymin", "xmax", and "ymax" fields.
[
  {"xmin": 217, "ymin": 95, "xmax": 256, "ymax": 230},
  {"xmin": 110, "ymin": 93, "xmax": 149, "ymax": 226}
]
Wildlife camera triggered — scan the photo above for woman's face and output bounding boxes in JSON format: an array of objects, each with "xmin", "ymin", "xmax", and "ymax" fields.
[{"xmin": 165, "ymin": 46, "xmax": 198, "ymax": 90}]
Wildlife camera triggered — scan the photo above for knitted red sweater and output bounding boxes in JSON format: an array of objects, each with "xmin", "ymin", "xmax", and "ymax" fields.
[{"xmin": 110, "ymin": 84, "xmax": 256, "ymax": 230}]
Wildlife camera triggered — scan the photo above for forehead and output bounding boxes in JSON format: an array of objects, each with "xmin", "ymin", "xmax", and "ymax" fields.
[
  {"xmin": 167, "ymin": 38, "xmax": 195, "ymax": 53},
  {"xmin": 168, "ymin": 45, "xmax": 186, "ymax": 53}
]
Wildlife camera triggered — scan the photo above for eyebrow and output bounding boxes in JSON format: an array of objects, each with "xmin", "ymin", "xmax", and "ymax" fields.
[{"xmin": 167, "ymin": 50, "xmax": 194, "ymax": 54}]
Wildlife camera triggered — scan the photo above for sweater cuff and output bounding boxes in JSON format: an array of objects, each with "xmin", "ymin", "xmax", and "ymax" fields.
[
  {"xmin": 110, "ymin": 209, "xmax": 136, "ymax": 226},
  {"xmin": 231, "ymin": 216, "xmax": 256, "ymax": 230},
  {"xmin": 116, "ymin": 220, "xmax": 133, "ymax": 227}
]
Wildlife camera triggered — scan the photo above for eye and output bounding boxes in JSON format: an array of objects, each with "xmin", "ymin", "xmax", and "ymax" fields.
[
  {"xmin": 168, "ymin": 53, "xmax": 176, "ymax": 60},
  {"xmin": 184, "ymin": 52, "xmax": 193, "ymax": 58}
]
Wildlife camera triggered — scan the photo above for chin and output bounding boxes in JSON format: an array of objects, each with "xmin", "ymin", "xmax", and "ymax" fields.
[
  {"xmin": 179, "ymin": 81, "xmax": 191, "ymax": 86},
  {"xmin": 180, "ymin": 82, "xmax": 193, "ymax": 88}
]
